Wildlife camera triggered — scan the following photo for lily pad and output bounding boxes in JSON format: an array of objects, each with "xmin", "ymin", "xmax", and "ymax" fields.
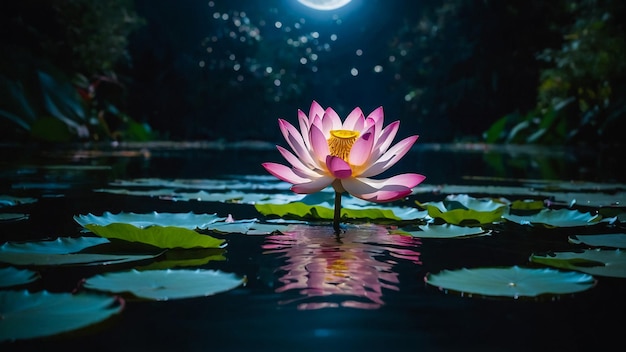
[
  {"xmin": 83, "ymin": 223, "xmax": 225, "ymax": 249},
  {"xmin": 0, "ymin": 213, "xmax": 30, "ymax": 222},
  {"xmin": 83, "ymin": 269, "xmax": 246, "ymax": 301},
  {"xmin": 425, "ymin": 266, "xmax": 595, "ymax": 298},
  {"xmin": 256, "ymin": 192, "xmax": 426, "ymax": 221},
  {"xmin": 74, "ymin": 211, "xmax": 226, "ymax": 230},
  {"xmin": 391, "ymin": 224, "xmax": 490, "ymax": 239},
  {"xmin": 0, "ymin": 267, "xmax": 39, "ymax": 287},
  {"xmin": 568, "ymin": 233, "xmax": 626, "ymax": 249},
  {"xmin": 416, "ymin": 194, "xmax": 507, "ymax": 225},
  {"xmin": 0, "ymin": 290, "xmax": 123, "ymax": 342},
  {"xmin": 0, "ymin": 236, "xmax": 110, "ymax": 254},
  {"xmin": 0, "ymin": 195, "xmax": 38, "ymax": 208},
  {"xmin": 0, "ymin": 251, "xmax": 162, "ymax": 267},
  {"xmin": 503, "ymin": 208, "xmax": 608, "ymax": 227},
  {"xmin": 530, "ymin": 249, "xmax": 626, "ymax": 278}
]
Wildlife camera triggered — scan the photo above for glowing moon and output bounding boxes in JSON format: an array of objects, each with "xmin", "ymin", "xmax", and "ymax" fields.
[{"xmin": 297, "ymin": 0, "xmax": 352, "ymax": 11}]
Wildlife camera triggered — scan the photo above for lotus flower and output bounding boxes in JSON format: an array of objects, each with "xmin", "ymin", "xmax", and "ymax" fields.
[
  {"xmin": 263, "ymin": 100, "xmax": 425, "ymax": 195},
  {"xmin": 263, "ymin": 101, "xmax": 425, "ymax": 232}
]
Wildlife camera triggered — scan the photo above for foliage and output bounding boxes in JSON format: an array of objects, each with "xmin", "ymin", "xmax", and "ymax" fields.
[
  {"xmin": 484, "ymin": 0, "xmax": 626, "ymax": 145},
  {"xmin": 0, "ymin": 0, "xmax": 150, "ymax": 142}
]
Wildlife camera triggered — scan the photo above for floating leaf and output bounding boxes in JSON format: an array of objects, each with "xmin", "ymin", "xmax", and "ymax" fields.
[
  {"xmin": 0, "ymin": 213, "xmax": 29, "ymax": 222},
  {"xmin": 416, "ymin": 194, "xmax": 507, "ymax": 225},
  {"xmin": 569, "ymin": 233, "xmax": 626, "ymax": 249},
  {"xmin": 256, "ymin": 193, "xmax": 425, "ymax": 221},
  {"xmin": 0, "ymin": 195, "xmax": 37, "ymax": 208},
  {"xmin": 0, "ymin": 251, "xmax": 161, "ymax": 267},
  {"xmin": 0, "ymin": 236, "xmax": 110, "ymax": 254},
  {"xmin": 83, "ymin": 269, "xmax": 246, "ymax": 301},
  {"xmin": 74, "ymin": 211, "xmax": 226, "ymax": 230},
  {"xmin": 0, "ymin": 267, "xmax": 39, "ymax": 287},
  {"xmin": 0, "ymin": 290, "xmax": 123, "ymax": 342},
  {"xmin": 84, "ymin": 223, "xmax": 225, "ymax": 249},
  {"xmin": 425, "ymin": 266, "xmax": 595, "ymax": 298},
  {"xmin": 391, "ymin": 224, "xmax": 489, "ymax": 239},
  {"xmin": 530, "ymin": 249, "xmax": 626, "ymax": 278},
  {"xmin": 503, "ymin": 208, "xmax": 607, "ymax": 227}
]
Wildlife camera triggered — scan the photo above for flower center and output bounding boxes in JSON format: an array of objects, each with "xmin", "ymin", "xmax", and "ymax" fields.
[{"xmin": 328, "ymin": 129, "xmax": 359, "ymax": 162}]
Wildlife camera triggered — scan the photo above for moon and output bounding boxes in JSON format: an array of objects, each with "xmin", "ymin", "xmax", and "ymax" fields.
[{"xmin": 296, "ymin": 0, "xmax": 352, "ymax": 11}]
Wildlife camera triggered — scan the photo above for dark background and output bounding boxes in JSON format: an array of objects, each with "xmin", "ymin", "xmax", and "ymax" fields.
[{"xmin": 1, "ymin": 0, "xmax": 624, "ymax": 145}]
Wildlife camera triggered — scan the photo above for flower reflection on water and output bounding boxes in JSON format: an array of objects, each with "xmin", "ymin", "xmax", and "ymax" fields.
[{"xmin": 262, "ymin": 224, "xmax": 422, "ymax": 310}]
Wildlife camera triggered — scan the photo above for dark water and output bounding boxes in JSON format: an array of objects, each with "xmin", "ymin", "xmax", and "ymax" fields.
[{"xmin": 1, "ymin": 142, "xmax": 625, "ymax": 351}]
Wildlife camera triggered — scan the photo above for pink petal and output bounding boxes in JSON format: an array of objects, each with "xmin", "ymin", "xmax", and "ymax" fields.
[
  {"xmin": 343, "ymin": 107, "xmax": 364, "ymax": 131},
  {"xmin": 262, "ymin": 162, "xmax": 311, "ymax": 184},
  {"xmin": 366, "ymin": 106, "xmax": 384, "ymax": 137},
  {"xmin": 370, "ymin": 120, "xmax": 400, "ymax": 160},
  {"xmin": 326, "ymin": 155, "xmax": 352, "ymax": 179},
  {"xmin": 276, "ymin": 145, "xmax": 321, "ymax": 177},
  {"xmin": 322, "ymin": 108, "xmax": 342, "ymax": 135},
  {"xmin": 341, "ymin": 173, "xmax": 425, "ymax": 202},
  {"xmin": 309, "ymin": 123, "xmax": 330, "ymax": 165},
  {"xmin": 360, "ymin": 135, "xmax": 418, "ymax": 178},
  {"xmin": 278, "ymin": 119, "xmax": 316, "ymax": 167},
  {"xmin": 298, "ymin": 110, "xmax": 311, "ymax": 149},
  {"xmin": 291, "ymin": 175, "xmax": 334, "ymax": 194},
  {"xmin": 349, "ymin": 128, "xmax": 375, "ymax": 166},
  {"xmin": 309, "ymin": 100, "xmax": 325, "ymax": 120}
]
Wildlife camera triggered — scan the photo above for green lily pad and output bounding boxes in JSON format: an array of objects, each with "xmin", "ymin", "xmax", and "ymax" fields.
[
  {"xmin": 0, "ymin": 267, "xmax": 39, "ymax": 287},
  {"xmin": 83, "ymin": 269, "xmax": 246, "ymax": 301},
  {"xmin": 84, "ymin": 223, "xmax": 225, "ymax": 249},
  {"xmin": 0, "ymin": 290, "xmax": 123, "ymax": 342},
  {"xmin": 256, "ymin": 192, "xmax": 426, "ymax": 221},
  {"xmin": 425, "ymin": 266, "xmax": 595, "ymax": 298},
  {"xmin": 416, "ymin": 194, "xmax": 507, "ymax": 225},
  {"xmin": 391, "ymin": 224, "xmax": 490, "ymax": 238},
  {"xmin": 136, "ymin": 248, "xmax": 227, "ymax": 270},
  {"xmin": 74, "ymin": 211, "xmax": 226, "ymax": 230},
  {"xmin": 569, "ymin": 233, "xmax": 626, "ymax": 249},
  {"xmin": 530, "ymin": 249, "xmax": 626, "ymax": 278},
  {"xmin": 503, "ymin": 208, "xmax": 608, "ymax": 227}
]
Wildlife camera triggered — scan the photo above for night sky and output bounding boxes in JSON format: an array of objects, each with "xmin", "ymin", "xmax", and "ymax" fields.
[{"xmin": 125, "ymin": 0, "xmax": 544, "ymax": 143}]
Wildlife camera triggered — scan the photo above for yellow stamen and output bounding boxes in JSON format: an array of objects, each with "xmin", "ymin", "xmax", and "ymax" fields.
[{"xmin": 328, "ymin": 129, "xmax": 359, "ymax": 162}]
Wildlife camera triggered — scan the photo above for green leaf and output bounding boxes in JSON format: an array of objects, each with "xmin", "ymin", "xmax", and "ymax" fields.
[
  {"xmin": 74, "ymin": 211, "xmax": 226, "ymax": 230},
  {"xmin": 0, "ymin": 290, "xmax": 122, "ymax": 342},
  {"xmin": 530, "ymin": 249, "xmax": 626, "ymax": 278},
  {"xmin": 416, "ymin": 194, "xmax": 507, "ymax": 225},
  {"xmin": 84, "ymin": 223, "xmax": 225, "ymax": 249},
  {"xmin": 425, "ymin": 266, "xmax": 595, "ymax": 298},
  {"xmin": 83, "ymin": 269, "xmax": 246, "ymax": 301}
]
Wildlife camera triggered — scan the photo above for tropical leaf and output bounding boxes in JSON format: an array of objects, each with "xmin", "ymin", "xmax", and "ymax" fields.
[
  {"xmin": 0, "ymin": 267, "xmax": 39, "ymax": 288},
  {"xmin": 530, "ymin": 249, "xmax": 626, "ymax": 278},
  {"xmin": 0, "ymin": 290, "xmax": 123, "ymax": 342},
  {"xmin": 425, "ymin": 266, "xmax": 595, "ymax": 298},
  {"xmin": 83, "ymin": 223, "xmax": 225, "ymax": 249},
  {"xmin": 83, "ymin": 269, "xmax": 246, "ymax": 301}
]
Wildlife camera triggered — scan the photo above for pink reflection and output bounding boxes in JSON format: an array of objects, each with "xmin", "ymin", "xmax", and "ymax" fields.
[{"xmin": 262, "ymin": 224, "xmax": 422, "ymax": 310}]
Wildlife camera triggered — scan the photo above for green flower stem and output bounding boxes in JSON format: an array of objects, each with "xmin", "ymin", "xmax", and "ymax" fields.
[{"xmin": 333, "ymin": 191, "xmax": 342, "ymax": 234}]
